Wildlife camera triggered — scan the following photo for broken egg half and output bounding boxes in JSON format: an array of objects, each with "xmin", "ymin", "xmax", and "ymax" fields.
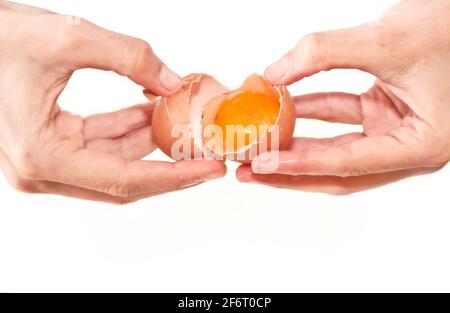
[{"xmin": 144, "ymin": 74, "xmax": 296, "ymax": 163}]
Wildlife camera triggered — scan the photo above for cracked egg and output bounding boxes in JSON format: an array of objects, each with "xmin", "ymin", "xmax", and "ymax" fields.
[{"xmin": 145, "ymin": 73, "xmax": 296, "ymax": 163}]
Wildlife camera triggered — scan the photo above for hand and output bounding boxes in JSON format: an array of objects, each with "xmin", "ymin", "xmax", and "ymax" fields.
[
  {"xmin": 237, "ymin": 0, "xmax": 450, "ymax": 195},
  {"xmin": 0, "ymin": 1, "xmax": 226, "ymax": 203}
]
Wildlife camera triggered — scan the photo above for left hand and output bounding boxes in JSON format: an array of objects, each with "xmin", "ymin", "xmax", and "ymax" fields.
[{"xmin": 0, "ymin": 2, "xmax": 226, "ymax": 203}]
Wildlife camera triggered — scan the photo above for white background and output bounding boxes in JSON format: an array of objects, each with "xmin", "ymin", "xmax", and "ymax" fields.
[{"xmin": 1, "ymin": 0, "xmax": 449, "ymax": 292}]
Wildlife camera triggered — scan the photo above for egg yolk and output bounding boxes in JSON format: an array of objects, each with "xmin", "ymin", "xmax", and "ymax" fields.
[{"xmin": 214, "ymin": 91, "xmax": 280, "ymax": 151}]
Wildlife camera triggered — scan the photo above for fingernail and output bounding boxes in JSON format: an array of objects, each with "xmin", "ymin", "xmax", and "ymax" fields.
[
  {"xmin": 236, "ymin": 166, "xmax": 253, "ymax": 182},
  {"xmin": 265, "ymin": 55, "xmax": 290, "ymax": 83},
  {"xmin": 159, "ymin": 66, "xmax": 182, "ymax": 92},
  {"xmin": 252, "ymin": 157, "xmax": 280, "ymax": 174}
]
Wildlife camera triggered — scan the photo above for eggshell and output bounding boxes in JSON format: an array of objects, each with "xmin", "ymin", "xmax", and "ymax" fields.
[{"xmin": 145, "ymin": 74, "xmax": 228, "ymax": 160}]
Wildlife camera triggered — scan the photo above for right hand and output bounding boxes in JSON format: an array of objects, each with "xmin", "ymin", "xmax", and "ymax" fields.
[{"xmin": 238, "ymin": 0, "xmax": 450, "ymax": 195}]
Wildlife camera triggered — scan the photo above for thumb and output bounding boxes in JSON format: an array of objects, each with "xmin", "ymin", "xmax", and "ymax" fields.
[
  {"xmin": 59, "ymin": 17, "xmax": 182, "ymax": 96},
  {"xmin": 265, "ymin": 24, "xmax": 387, "ymax": 85}
]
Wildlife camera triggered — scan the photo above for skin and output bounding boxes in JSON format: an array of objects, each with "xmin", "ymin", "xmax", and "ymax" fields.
[
  {"xmin": 0, "ymin": 1, "xmax": 226, "ymax": 204},
  {"xmin": 237, "ymin": 0, "xmax": 450, "ymax": 195}
]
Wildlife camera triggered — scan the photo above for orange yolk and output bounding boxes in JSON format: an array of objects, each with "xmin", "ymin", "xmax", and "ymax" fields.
[{"xmin": 214, "ymin": 91, "xmax": 280, "ymax": 151}]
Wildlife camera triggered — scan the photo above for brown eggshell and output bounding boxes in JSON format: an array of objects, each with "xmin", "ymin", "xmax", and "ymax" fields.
[{"xmin": 145, "ymin": 74, "xmax": 228, "ymax": 160}]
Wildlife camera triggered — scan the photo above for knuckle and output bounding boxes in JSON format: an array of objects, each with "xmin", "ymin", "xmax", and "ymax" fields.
[
  {"xmin": 125, "ymin": 39, "xmax": 155, "ymax": 76},
  {"xmin": 299, "ymin": 32, "xmax": 329, "ymax": 68},
  {"xmin": 135, "ymin": 40, "xmax": 154, "ymax": 58}
]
